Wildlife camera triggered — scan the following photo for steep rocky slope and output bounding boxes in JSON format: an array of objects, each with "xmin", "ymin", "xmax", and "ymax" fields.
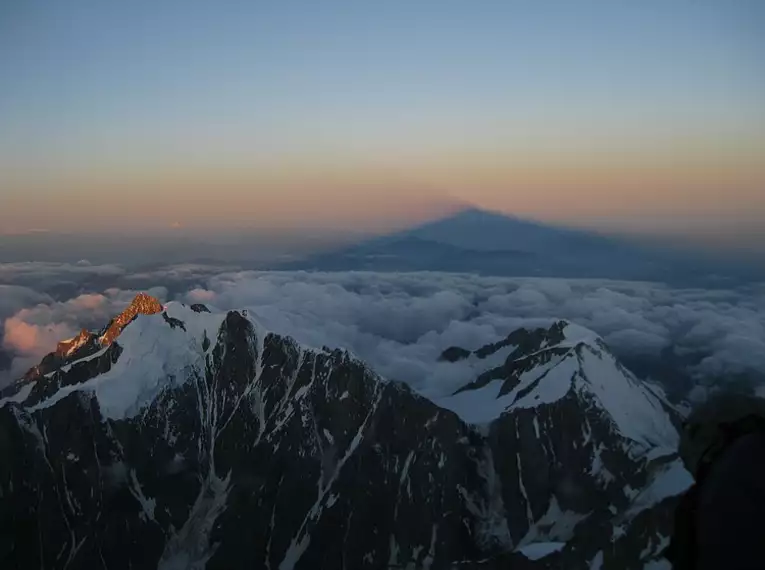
[{"xmin": 0, "ymin": 296, "xmax": 690, "ymax": 569}]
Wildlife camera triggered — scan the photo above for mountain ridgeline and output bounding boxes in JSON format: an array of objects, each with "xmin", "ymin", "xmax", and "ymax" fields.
[{"xmin": 0, "ymin": 294, "xmax": 691, "ymax": 569}]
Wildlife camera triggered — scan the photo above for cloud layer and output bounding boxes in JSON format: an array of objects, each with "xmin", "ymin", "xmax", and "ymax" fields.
[
  {"xmin": 2, "ymin": 262, "xmax": 764, "ymax": 400},
  {"xmin": 180, "ymin": 272, "xmax": 765, "ymax": 398}
]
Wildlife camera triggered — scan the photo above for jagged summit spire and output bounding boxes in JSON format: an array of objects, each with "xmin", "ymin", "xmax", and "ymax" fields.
[
  {"xmin": 55, "ymin": 328, "xmax": 93, "ymax": 357},
  {"xmin": 100, "ymin": 292, "xmax": 163, "ymax": 346}
]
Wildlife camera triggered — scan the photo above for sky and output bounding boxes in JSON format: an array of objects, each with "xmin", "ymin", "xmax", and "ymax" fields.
[{"xmin": 1, "ymin": 0, "xmax": 764, "ymax": 246}]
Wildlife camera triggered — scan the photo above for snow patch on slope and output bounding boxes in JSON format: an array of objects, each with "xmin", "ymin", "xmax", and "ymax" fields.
[
  {"xmin": 59, "ymin": 346, "xmax": 110, "ymax": 373},
  {"xmin": 517, "ymin": 542, "xmax": 565, "ymax": 560},
  {"xmin": 628, "ymin": 459, "xmax": 693, "ymax": 517},
  {"xmin": 436, "ymin": 352, "xmax": 571, "ymax": 423},
  {"xmin": 574, "ymin": 345, "xmax": 678, "ymax": 449},
  {"xmin": 557, "ymin": 322, "xmax": 601, "ymax": 348},
  {"xmin": 0, "ymin": 381, "xmax": 36, "ymax": 408},
  {"xmin": 437, "ymin": 380, "xmax": 509, "ymax": 424},
  {"xmin": 507, "ymin": 352, "xmax": 579, "ymax": 410},
  {"xmin": 517, "ymin": 496, "xmax": 587, "ymax": 547}
]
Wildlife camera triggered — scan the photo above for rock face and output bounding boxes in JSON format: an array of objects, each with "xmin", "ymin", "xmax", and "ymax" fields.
[
  {"xmin": 13, "ymin": 329, "xmax": 101, "ymax": 385},
  {"xmin": 99, "ymin": 292, "xmax": 163, "ymax": 346},
  {"xmin": 0, "ymin": 298, "xmax": 690, "ymax": 569},
  {"xmin": 56, "ymin": 329, "xmax": 96, "ymax": 359}
]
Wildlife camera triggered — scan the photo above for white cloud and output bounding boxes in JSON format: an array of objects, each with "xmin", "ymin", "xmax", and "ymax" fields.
[
  {"xmin": 0, "ymin": 285, "xmax": 52, "ymax": 322},
  {"xmin": 2, "ymin": 267, "xmax": 764, "ymax": 398},
  {"xmin": 3, "ymin": 316, "xmax": 75, "ymax": 355},
  {"xmin": 187, "ymin": 288, "xmax": 218, "ymax": 303},
  {"xmin": 181, "ymin": 271, "xmax": 765, "ymax": 397}
]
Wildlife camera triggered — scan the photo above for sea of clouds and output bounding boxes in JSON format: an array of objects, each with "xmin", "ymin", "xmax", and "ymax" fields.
[{"xmin": 1, "ymin": 262, "xmax": 764, "ymax": 399}]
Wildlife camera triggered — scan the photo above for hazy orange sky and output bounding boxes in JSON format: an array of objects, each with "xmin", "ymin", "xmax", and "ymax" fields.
[{"xmin": 1, "ymin": 1, "xmax": 764, "ymax": 248}]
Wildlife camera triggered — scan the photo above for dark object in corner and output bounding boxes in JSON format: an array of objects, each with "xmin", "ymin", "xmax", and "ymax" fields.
[{"xmin": 666, "ymin": 395, "xmax": 765, "ymax": 570}]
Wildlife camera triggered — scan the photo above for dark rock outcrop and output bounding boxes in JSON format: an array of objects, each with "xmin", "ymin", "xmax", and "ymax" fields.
[{"xmin": 439, "ymin": 346, "xmax": 472, "ymax": 362}]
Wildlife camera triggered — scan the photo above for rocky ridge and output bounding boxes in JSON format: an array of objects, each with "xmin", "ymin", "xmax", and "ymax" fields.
[{"xmin": 99, "ymin": 292, "xmax": 164, "ymax": 346}]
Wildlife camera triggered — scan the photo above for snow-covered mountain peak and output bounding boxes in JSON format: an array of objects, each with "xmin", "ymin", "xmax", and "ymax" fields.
[
  {"xmin": 554, "ymin": 320, "xmax": 603, "ymax": 348},
  {"xmin": 440, "ymin": 319, "xmax": 601, "ymax": 365},
  {"xmin": 54, "ymin": 303, "xmax": 231, "ymax": 418},
  {"xmin": 16, "ymin": 302, "xmax": 251, "ymax": 418},
  {"xmin": 438, "ymin": 320, "xmax": 679, "ymax": 450}
]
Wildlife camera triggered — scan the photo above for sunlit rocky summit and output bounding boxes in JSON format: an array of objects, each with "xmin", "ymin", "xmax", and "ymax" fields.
[
  {"xmin": 17, "ymin": 293, "xmax": 163, "ymax": 384},
  {"xmin": 0, "ymin": 293, "xmax": 691, "ymax": 569},
  {"xmin": 99, "ymin": 291, "xmax": 164, "ymax": 346}
]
